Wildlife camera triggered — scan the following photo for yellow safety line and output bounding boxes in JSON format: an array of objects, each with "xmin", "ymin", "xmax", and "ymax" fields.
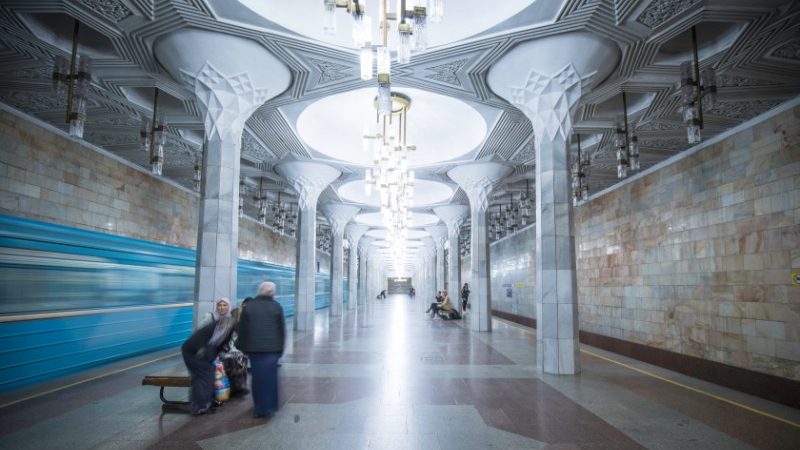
[
  {"xmin": 580, "ymin": 348, "xmax": 800, "ymax": 429},
  {"xmin": 0, "ymin": 352, "xmax": 180, "ymax": 410}
]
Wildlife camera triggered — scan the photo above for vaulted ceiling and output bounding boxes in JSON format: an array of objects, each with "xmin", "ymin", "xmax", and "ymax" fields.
[{"xmin": 1, "ymin": 0, "xmax": 799, "ymax": 258}]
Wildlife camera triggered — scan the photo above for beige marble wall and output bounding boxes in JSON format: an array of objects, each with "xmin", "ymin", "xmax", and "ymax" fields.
[
  {"xmin": 575, "ymin": 105, "xmax": 800, "ymax": 380},
  {"xmin": 0, "ymin": 106, "xmax": 303, "ymax": 268}
]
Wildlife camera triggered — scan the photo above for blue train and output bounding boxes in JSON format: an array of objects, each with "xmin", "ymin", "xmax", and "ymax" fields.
[{"xmin": 0, "ymin": 214, "xmax": 343, "ymax": 392}]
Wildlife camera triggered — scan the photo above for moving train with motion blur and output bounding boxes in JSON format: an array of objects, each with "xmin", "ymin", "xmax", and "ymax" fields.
[{"xmin": 0, "ymin": 214, "xmax": 340, "ymax": 392}]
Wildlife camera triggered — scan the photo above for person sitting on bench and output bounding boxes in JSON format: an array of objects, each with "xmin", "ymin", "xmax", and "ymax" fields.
[
  {"xmin": 181, "ymin": 313, "xmax": 235, "ymax": 415},
  {"xmin": 426, "ymin": 291, "xmax": 453, "ymax": 318}
]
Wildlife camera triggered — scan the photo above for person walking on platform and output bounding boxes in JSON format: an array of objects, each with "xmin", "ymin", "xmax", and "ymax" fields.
[
  {"xmin": 181, "ymin": 315, "xmax": 235, "ymax": 415},
  {"xmin": 461, "ymin": 283, "xmax": 470, "ymax": 312},
  {"xmin": 236, "ymin": 281, "xmax": 285, "ymax": 418}
]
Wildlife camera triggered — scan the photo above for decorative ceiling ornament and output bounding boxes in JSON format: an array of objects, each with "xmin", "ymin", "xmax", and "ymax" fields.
[
  {"xmin": 140, "ymin": 88, "xmax": 167, "ymax": 176},
  {"xmin": 51, "ymin": 20, "xmax": 92, "ymax": 138},
  {"xmin": 680, "ymin": 26, "xmax": 718, "ymax": 145},
  {"xmin": 76, "ymin": 0, "xmax": 134, "ymax": 23},
  {"xmin": 636, "ymin": 0, "xmax": 699, "ymax": 29}
]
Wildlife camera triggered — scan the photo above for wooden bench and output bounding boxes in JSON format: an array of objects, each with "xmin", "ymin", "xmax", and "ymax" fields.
[{"xmin": 142, "ymin": 375, "xmax": 191, "ymax": 413}]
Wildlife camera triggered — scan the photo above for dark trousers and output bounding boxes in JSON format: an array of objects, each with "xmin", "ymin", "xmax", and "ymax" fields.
[
  {"xmin": 182, "ymin": 349, "xmax": 214, "ymax": 414},
  {"xmin": 248, "ymin": 352, "xmax": 281, "ymax": 416},
  {"xmin": 427, "ymin": 302, "xmax": 440, "ymax": 315}
]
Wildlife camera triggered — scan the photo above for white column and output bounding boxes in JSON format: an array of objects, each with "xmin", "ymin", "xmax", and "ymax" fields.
[
  {"xmin": 357, "ymin": 237, "xmax": 375, "ymax": 307},
  {"xmin": 425, "ymin": 225, "xmax": 447, "ymax": 293},
  {"xmin": 487, "ymin": 32, "xmax": 619, "ymax": 374},
  {"xmin": 449, "ymin": 163, "xmax": 512, "ymax": 332},
  {"xmin": 321, "ymin": 205, "xmax": 360, "ymax": 316},
  {"xmin": 276, "ymin": 162, "xmax": 341, "ymax": 331},
  {"xmin": 435, "ymin": 205, "xmax": 469, "ymax": 312},
  {"xmin": 345, "ymin": 224, "xmax": 369, "ymax": 311},
  {"xmin": 189, "ymin": 65, "xmax": 271, "ymax": 326}
]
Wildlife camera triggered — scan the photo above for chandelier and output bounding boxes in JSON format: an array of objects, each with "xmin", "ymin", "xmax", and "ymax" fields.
[
  {"xmin": 518, "ymin": 180, "xmax": 532, "ymax": 226},
  {"xmin": 363, "ymin": 92, "xmax": 416, "ymax": 269},
  {"xmin": 571, "ymin": 134, "xmax": 589, "ymax": 205},
  {"xmin": 140, "ymin": 88, "xmax": 167, "ymax": 176},
  {"xmin": 238, "ymin": 178, "xmax": 247, "ymax": 218},
  {"xmin": 681, "ymin": 26, "xmax": 717, "ymax": 144},
  {"xmin": 51, "ymin": 20, "xmax": 92, "ymax": 138},
  {"xmin": 324, "ymin": 0, "xmax": 442, "ymax": 113},
  {"xmin": 614, "ymin": 92, "xmax": 639, "ymax": 179},
  {"xmin": 255, "ymin": 178, "xmax": 268, "ymax": 225},
  {"xmin": 317, "ymin": 225, "xmax": 332, "ymax": 253},
  {"xmin": 270, "ymin": 192, "xmax": 297, "ymax": 237}
]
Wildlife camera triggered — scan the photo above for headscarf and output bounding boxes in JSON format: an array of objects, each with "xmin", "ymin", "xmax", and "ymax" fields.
[
  {"xmin": 257, "ymin": 281, "xmax": 276, "ymax": 297},
  {"xmin": 212, "ymin": 297, "xmax": 232, "ymax": 321},
  {"xmin": 208, "ymin": 315, "xmax": 235, "ymax": 350}
]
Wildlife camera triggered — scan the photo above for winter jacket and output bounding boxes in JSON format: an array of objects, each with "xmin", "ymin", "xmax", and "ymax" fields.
[{"xmin": 235, "ymin": 295, "xmax": 285, "ymax": 353}]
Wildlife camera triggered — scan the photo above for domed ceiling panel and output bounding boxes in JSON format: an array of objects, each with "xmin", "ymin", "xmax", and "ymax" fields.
[
  {"xmin": 338, "ymin": 179, "xmax": 452, "ymax": 207},
  {"xmin": 354, "ymin": 212, "xmax": 439, "ymax": 228},
  {"xmin": 297, "ymin": 87, "xmax": 486, "ymax": 167},
  {"xmin": 239, "ymin": 0, "xmax": 536, "ymax": 49}
]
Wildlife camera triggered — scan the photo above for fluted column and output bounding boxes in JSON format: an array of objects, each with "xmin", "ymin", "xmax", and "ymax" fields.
[
  {"xmin": 449, "ymin": 163, "xmax": 512, "ymax": 332},
  {"xmin": 186, "ymin": 66, "xmax": 270, "ymax": 325},
  {"xmin": 321, "ymin": 205, "xmax": 359, "ymax": 316},
  {"xmin": 425, "ymin": 225, "xmax": 447, "ymax": 293},
  {"xmin": 276, "ymin": 162, "xmax": 341, "ymax": 331},
  {"xmin": 435, "ymin": 205, "xmax": 469, "ymax": 312},
  {"xmin": 487, "ymin": 32, "xmax": 619, "ymax": 373},
  {"xmin": 154, "ymin": 30, "xmax": 291, "ymax": 327},
  {"xmin": 357, "ymin": 237, "xmax": 376, "ymax": 307},
  {"xmin": 345, "ymin": 224, "xmax": 369, "ymax": 311}
]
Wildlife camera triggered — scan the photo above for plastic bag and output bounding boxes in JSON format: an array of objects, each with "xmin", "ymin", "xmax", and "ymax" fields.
[{"xmin": 213, "ymin": 358, "xmax": 230, "ymax": 402}]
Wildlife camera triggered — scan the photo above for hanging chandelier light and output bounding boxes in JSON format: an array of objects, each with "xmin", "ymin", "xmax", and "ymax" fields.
[
  {"xmin": 572, "ymin": 134, "xmax": 589, "ymax": 205},
  {"xmin": 324, "ymin": 0, "xmax": 441, "ymax": 100},
  {"xmin": 363, "ymin": 92, "xmax": 416, "ymax": 269},
  {"xmin": 519, "ymin": 180, "xmax": 532, "ymax": 226},
  {"xmin": 238, "ymin": 178, "xmax": 247, "ymax": 218},
  {"xmin": 193, "ymin": 152, "xmax": 202, "ymax": 193},
  {"xmin": 681, "ymin": 26, "xmax": 718, "ymax": 144},
  {"xmin": 255, "ymin": 178, "xmax": 268, "ymax": 225},
  {"xmin": 614, "ymin": 92, "xmax": 639, "ymax": 179},
  {"xmin": 52, "ymin": 20, "xmax": 92, "ymax": 138},
  {"xmin": 140, "ymin": 88, "xmax": 167, "ymax": 176}
]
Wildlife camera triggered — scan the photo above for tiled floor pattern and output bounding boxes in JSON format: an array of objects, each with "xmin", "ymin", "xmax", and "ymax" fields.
[{"xmin": 0, "ymin": 295, "xmax": 798, "ymax": 449}]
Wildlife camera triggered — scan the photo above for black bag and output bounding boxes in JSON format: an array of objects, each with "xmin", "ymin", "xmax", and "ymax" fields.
[{"xmin": 222, "ymin": 351, "xmax": 249, "ymax": 395}]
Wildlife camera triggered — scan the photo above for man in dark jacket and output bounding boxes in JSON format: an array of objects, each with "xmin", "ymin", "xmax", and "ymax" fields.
[{"xmin": 235, "ymin": 281, "xmax": 285, "ymax": 418}]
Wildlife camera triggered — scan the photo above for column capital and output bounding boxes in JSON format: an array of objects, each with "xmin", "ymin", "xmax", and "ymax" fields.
[
  {"xmin": 447, "ymin": 162, "xmax": 512, "ymax": 212},
  {"xmin": 344, "ymin": 223, "xmax": 369, "ymax": 246},
  {"xmin": 424, "ymin": 225, "xmax": 448, "ymax": 248},
  {"xmin": 186, "ymin": 62, "xmax": 271, "ymax": 142},
  {"xmin": 434, "ymin": 205, "xmax": 469, "ymax": 237},
  {"xmin": 509, "ymin": 64, "xmax": 582, "ymax": 144},
  {"xmin": 358, "ymin": 236, "xmax": 376, "ymax": 256},
  {"xmin": 276, "ymin": 161, "xmax": 341, "ymax": 210},
  {"xmin": 320, "ymin": 204, "xmax": 360, "ymax": 237}
]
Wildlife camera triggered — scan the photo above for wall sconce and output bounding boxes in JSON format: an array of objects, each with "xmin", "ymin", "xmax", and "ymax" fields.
[{"xmin": 51, "ymin": 20, "xmax": 92, "ymax": 138}]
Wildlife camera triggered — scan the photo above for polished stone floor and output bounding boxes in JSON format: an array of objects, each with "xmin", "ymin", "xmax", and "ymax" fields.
[{"xmin": 1, "ymin": 294, "xmax": 799, "ymax": 449}]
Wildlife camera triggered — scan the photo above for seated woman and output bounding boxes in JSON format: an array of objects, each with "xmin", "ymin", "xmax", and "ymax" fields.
[
  {"xmin": 425, "ymin": 291, "xmax": 453, "ymax": 318},
  {"xmin": 181, "ymin": 315, "xmax": 235, "ymax": 415}
]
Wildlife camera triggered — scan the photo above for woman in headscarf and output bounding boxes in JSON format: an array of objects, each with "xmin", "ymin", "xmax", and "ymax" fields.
[
  {"xmin": 236, "ymin": 281, "xmax": 285, "ymax": 418},
  {"xmin": 181, "ymin": 315, "xmax": 236, "ymax": 415},
  {"xmin": 198, "ymin": 297, "xmax": 232, "ymax": 328}
]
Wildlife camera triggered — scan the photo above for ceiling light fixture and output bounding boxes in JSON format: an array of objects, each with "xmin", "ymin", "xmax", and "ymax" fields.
[
  {"xmin": 140, "ymin": 88, "xmax": 167, "ymax": 176},
  {"xmin": 238, "ymin": 178, "xmax": 247, "ymax": 218},
  {"xmin": 681, "ymin": 26, "xmax": 717, "ymax": 144},
  {"xmin": 52, "ymin": 20, "xmax": 92, "ymax": 139},
  {"xmin": 572, "ymin": 134, "xmax": 589, "ymax": 205},
  {"xmin": 614, "ymin": 92, "xmax": 639, "ymax": 179},
  {"xmin": 255, "ymin": 177, "xmax": 268, "ymax": 225}
]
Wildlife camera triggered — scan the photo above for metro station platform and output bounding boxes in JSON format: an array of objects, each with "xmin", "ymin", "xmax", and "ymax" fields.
[{"xmin": 1, "ymin": 296, "xmax": 798, "ymax": 450}]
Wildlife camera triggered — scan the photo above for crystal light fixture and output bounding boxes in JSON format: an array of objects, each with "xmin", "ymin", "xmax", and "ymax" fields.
[
  {"xmin": 680, "ymin": 26, "xmax": 717, "ymax": 144},
  {"xmin": 140, "ymin": 88, "xmax": 167, "ymax": 176},
  {"xmin": 571, "ymin": 134, "xmax": 589, "ymax": 206},
  {"xmin": 238, "ymin": 178, "xmax": 246, "ymax": 218},
  {"xmin": 193, "ymin": 145, "xmax": 202, "ymax": 193},
  {"xmin": 325, "ymin": 1, "xmax": 441, "ymax": 105},
  {"xmin": 614, "ymin": 92, "xmax": 639, "ymax": 179},
  {"xmin": 51, "ymin": 20, "xmax": 92, "ymax": 138},
  {"xmin": 519, "ymin": 179, "xmax": 532, "ymax": 226},
  {"xmin": 255, "ymin": 178, "xmax": 268, "ymax": 225}
]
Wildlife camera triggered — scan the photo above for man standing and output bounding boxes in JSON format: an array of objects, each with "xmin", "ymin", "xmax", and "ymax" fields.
[
  {"xmin": 461, "ymin": 283, "xmax": 470, "ymax": 312},
  {"xmin": 236, "ymin": 282, "xmax": 285, "ymax": 418}
]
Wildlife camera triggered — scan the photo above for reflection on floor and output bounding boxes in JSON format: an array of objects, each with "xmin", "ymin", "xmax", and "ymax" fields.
[{"xmin": 1, "ymin": 294, "xmax": 798, "ymax": 449}]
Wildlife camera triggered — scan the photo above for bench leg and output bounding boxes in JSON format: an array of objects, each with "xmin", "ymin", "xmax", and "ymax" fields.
[{"xmin": 159, "ymin": 386, "xmax": 191, "ymax": 413}]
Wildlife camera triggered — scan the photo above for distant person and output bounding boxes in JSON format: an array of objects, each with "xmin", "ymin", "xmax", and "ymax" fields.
[
  {"xmin": 378, "ymin": 289, "xmax": 386, "ymax": 299},
  {"xmin": 435, "ymin": 290, "xmax": 443, "ymax": 302},
  {"xmin": 182, "ymin": 315, "xmax": 235, "ymax": 415},
  {"xmin": 409, "ymin": 287, "xmax": 415, "ymax": 298},
  {"xmin": 236, "ymin": 282, "xmax": 285, "ymax": 418},
  {"xmin": 461, "ymin": 283, "xmax": 470, "ymax": 311},
  {"xmin": 426, "ymin": 290, "xmax": 453, "ymax": 318}
]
